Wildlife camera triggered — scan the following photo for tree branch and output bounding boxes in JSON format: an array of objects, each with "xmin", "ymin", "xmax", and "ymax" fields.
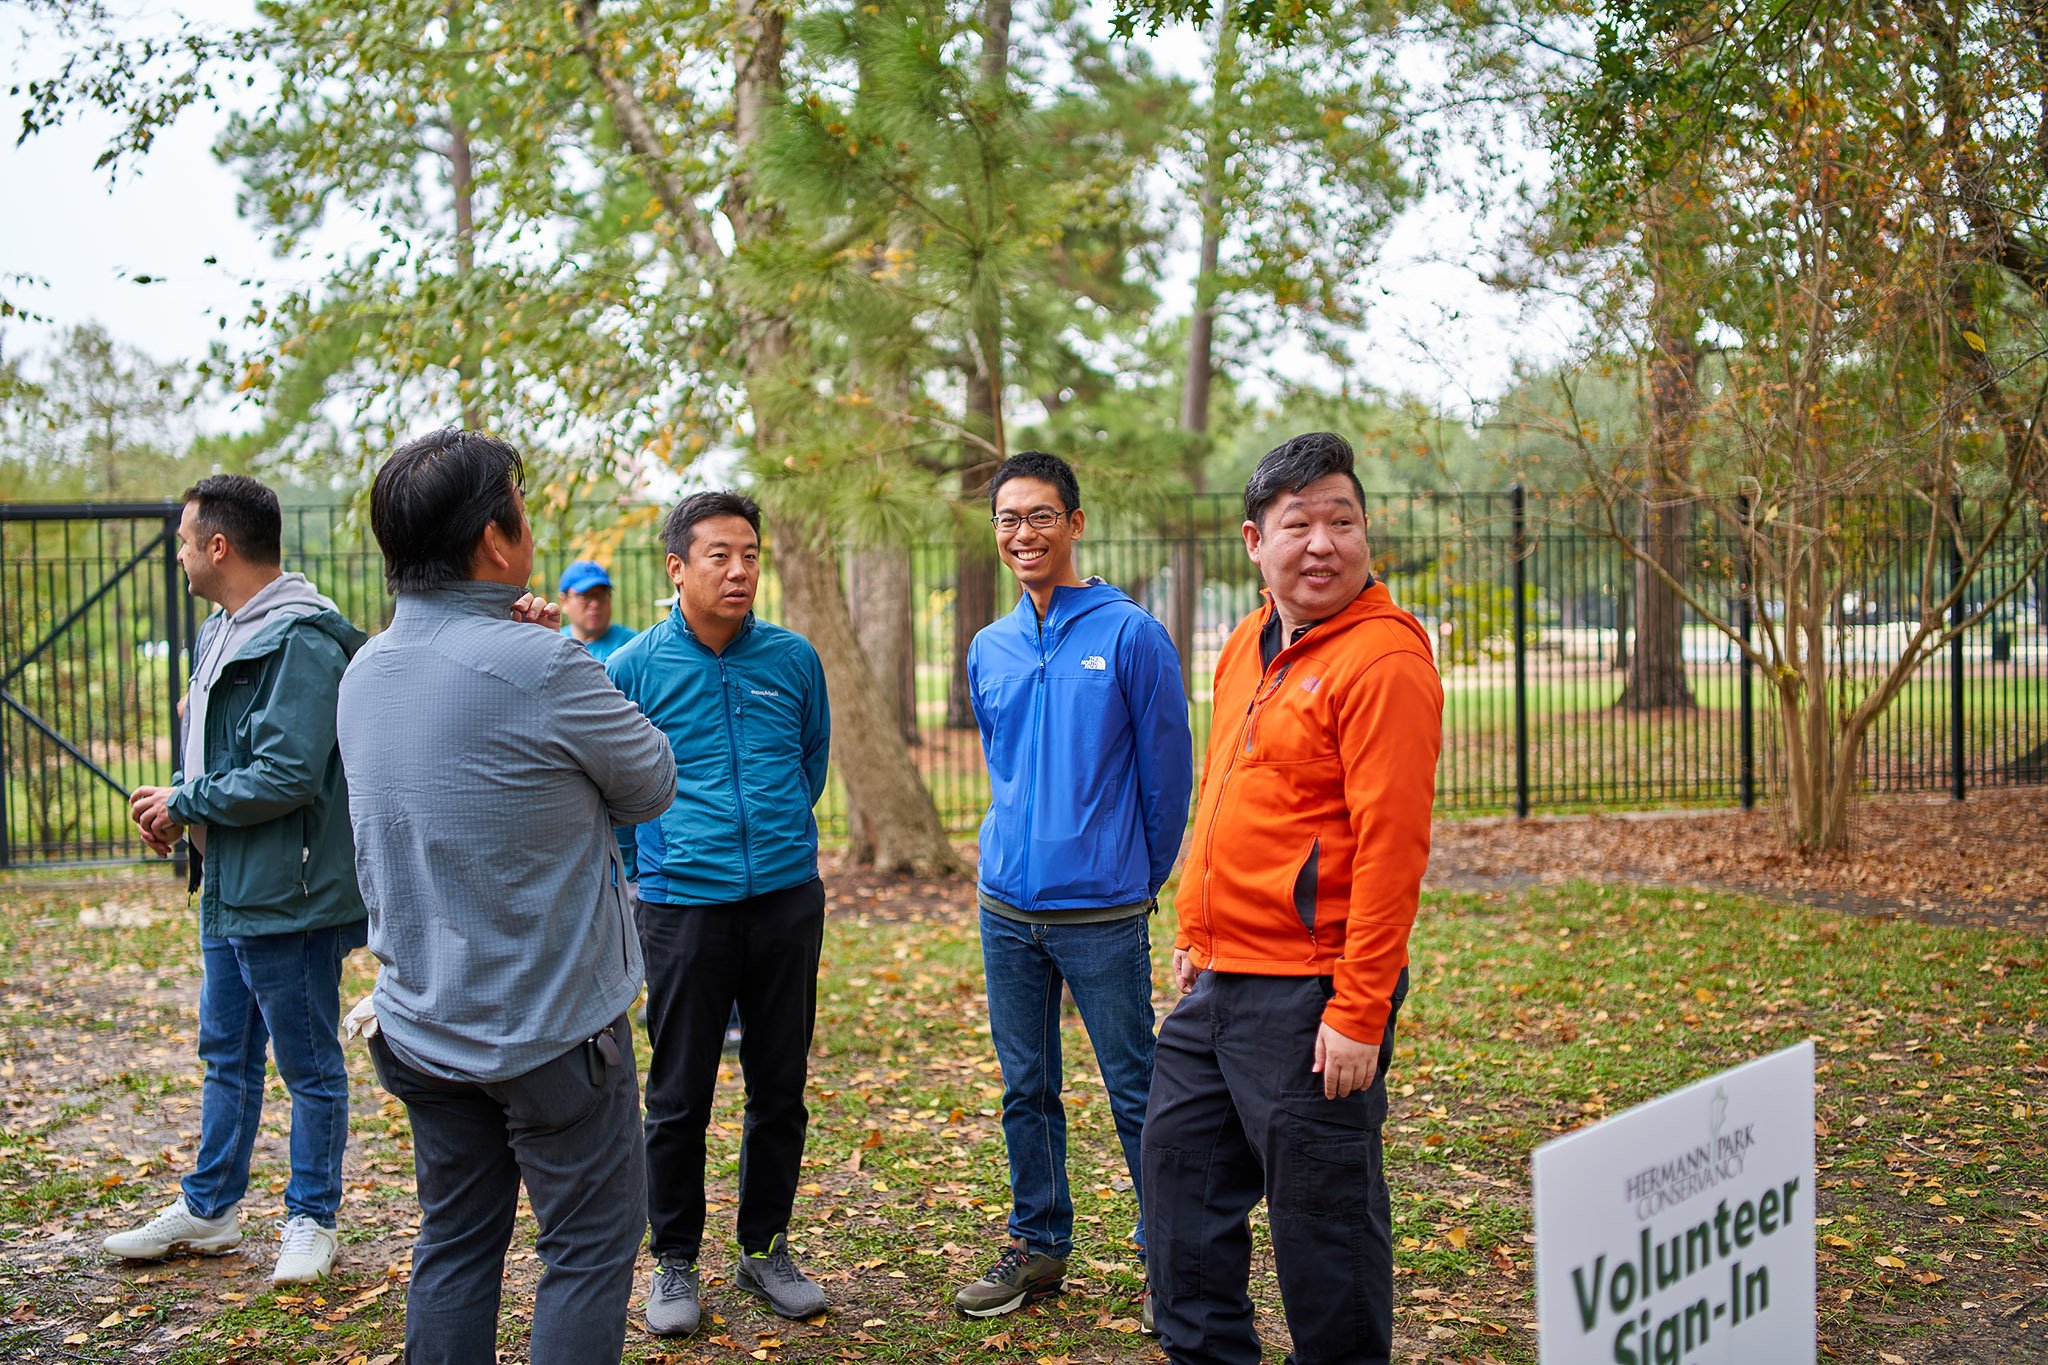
[{"xmin": 568, "ymin": 0, "xmax": 725, "ymax": 265}]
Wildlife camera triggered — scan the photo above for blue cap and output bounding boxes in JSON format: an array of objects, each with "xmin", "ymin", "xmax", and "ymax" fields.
[{"xmin": 559, "ymin": 560, "xmax": 613, "ymax": 594}]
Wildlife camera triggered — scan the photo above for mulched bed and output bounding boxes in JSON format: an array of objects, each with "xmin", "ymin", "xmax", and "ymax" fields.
[{"xmin": 1426, "ymin": 786, "xmax": 2047, "ymax": 931}]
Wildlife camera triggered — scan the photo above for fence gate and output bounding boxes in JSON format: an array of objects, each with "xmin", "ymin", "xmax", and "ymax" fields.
[{"xmin": 0, "ymin": 503, "xmax": 188, "ymax": 867}]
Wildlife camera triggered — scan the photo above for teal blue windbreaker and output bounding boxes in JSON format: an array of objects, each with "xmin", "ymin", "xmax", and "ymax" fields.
[{"xmin": 606, "ymin": 608, "xmax": 831, "ymax": 905}]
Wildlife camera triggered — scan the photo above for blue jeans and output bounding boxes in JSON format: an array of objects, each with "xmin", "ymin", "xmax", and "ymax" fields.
[
  {"xmin": 183, "ymin": 921, "xmax": 366, "ymax": 1225},
  {"xmin": 980, "ymin": 907, "xmax": 1156, "ymax": 1260}
]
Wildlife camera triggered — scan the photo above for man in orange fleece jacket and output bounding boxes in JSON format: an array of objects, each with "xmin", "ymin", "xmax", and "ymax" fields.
[{"xmin": 1141, "ymin": 432, "xmax": 1444, "ymax": 1365}]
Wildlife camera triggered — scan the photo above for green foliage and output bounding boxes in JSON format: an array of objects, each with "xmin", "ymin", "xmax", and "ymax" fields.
[{"xmin": 0, "ymin": 324, "xmax": 211, "ymax": 499}]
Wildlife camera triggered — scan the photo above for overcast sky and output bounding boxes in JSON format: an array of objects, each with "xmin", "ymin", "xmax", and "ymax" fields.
[{"xmin": 2, "ymin": 2, "xmax": 1581, "ymax": 434}]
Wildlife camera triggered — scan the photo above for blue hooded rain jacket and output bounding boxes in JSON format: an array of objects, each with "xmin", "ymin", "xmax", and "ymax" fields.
[{"xmin": 969, "ymin": 579, "xmax": 1194, "ymax": 912}]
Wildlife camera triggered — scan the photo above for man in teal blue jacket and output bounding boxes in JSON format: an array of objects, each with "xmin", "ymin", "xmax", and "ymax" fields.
[
  {"xmin": 605, "ymin": 490, "xmax": 832, "ymax": 1338},
  {"xmin": 110, "ymin": 475, "xmax": 367, "ymax": 1286},
  {"xmin": 955, "ymin": 451, "xmax": 1193, "ymax": 1324}
]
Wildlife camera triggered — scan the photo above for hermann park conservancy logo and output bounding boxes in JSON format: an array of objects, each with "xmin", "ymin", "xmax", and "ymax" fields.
[{"xmin": 1624, "ymin": 1085, "xmax": 1753, "ymax": 1221}]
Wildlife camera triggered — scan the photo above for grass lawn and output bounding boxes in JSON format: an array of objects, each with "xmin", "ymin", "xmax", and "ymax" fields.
[{"xmin": 0, "ymin": 869, "xmax": 2041, "ymax": 1362}]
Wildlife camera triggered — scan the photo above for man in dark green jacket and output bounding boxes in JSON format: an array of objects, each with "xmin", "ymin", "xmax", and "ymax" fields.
[{"xmin": 106, "ymin": 475, "xmax": 368, "ymax": 1286}]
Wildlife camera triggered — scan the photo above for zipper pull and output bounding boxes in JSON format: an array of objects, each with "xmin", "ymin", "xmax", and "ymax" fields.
[{"xmin": 300, "ymin": 845, "xmax": 311, "ymax": 896}]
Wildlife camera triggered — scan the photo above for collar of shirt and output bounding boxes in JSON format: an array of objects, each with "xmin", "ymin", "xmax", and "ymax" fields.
[
  {"xmin": 1258, "ymin": 573, "xmax": 1376, "ymax": 671},
  {"xmin": 393, "ymin": 580, "xmax": 528, "ymax": 622}
]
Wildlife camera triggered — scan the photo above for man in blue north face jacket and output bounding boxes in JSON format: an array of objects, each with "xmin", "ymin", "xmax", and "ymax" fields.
[
  {"xmin": 606, "ymin": 490, "xmax": 832, "ymax": 1340},
  {"xmin": 954, "ymin": 451, "xmax": 1194, "ymax": 1325}
]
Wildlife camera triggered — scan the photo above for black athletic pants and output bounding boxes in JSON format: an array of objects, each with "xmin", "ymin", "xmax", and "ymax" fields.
[{"xmin": 637, "ymin": 878, "xmax": 825, "ymax": 1263}]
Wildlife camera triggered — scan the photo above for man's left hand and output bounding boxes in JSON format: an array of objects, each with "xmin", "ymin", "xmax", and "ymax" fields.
[
  {"xmin": 1312, "ymin": 1023, "xmax": 1379, "ymax": 1100},
  {"xmin": 130, "ymin": 787, "xmax": 182, "ymax": 855},
  {"xmin": 511, "ymin": 592, "xmax": 563, "ymax": 629}
]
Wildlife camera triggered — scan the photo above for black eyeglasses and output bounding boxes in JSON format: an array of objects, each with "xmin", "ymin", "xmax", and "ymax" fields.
[{"xmin": 991, "ymin": 509, "xmax": 1069, "ymax": 532}]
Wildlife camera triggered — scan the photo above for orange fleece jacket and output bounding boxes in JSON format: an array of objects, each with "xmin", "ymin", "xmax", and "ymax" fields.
[{"xmin": 1176, "ymin": 581, "xmax": 1444, "ymax": 1044}]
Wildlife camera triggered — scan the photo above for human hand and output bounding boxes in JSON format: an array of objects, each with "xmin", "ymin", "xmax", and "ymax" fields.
[
  {"xmin": 1312, "ymin": 1023, "xmax": 1379, "ymax": 1100},
  {"xmin": 140, "ymin": 812, "xmax": 184, "ymax": 857},
  {"xmin": 1172, "ymin": 948, "xmax": 1200, "ymax": 994},
  {"xmin": 511, "ymin": 592, "xmax": 563, "ymax": 629},
  {"xmin": 342, "ymin": 994, "xmax": 380, "ymax": 1040},
  {"xmin": 130, "ymin": 788, "xmax": 181, "ymax": 855}
]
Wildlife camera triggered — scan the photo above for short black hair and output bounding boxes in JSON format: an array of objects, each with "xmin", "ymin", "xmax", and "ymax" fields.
[
  {"xmin": 987, "ymin": 450, "xmax": 1081, "ymax": 515},
  {"xmin": 182, "ymin": 474, "xmax": 282, "ymax": 566},
  {"xmin": 369, "ymin": 428, "xmax": 526, "ymax": 593},
  {"xmin": 663, "ymin": 490, "xmax": 762, "ymax": 561},
  {"xmin": 1243, "ymin": 432, "xmax": 1367, "ymax": 528}
]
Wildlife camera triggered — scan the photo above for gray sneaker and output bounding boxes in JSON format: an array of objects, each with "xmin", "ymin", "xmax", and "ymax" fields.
[
  {"xmin": 645, "ymin": 1258, "xmax": 701, "ymax": 1337},
  {"xmin": 954, "ymin": 1239, "xmax": 1066, "ymax": 1317},
  {"xmin": 735, "ymin": 1233, "xmax": 828, "ymax": 1319}
]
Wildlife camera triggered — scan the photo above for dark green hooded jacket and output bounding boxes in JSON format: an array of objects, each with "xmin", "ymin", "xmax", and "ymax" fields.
[{"xmin": 168, "ymin": 593, "xmax": 368, "ymax": 939}]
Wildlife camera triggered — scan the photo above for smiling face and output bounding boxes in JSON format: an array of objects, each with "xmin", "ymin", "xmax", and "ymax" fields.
[
  {"xmin": 667, "ymin": 513, "xmax": 759, "ymax": 645},
  {"xmin": 1242, "ymin": 473, "xmax": 1373, "ymax": 631},
  {"xmin": 993, "ymin": 475, "xmax": 1085, "ymax": 606}
]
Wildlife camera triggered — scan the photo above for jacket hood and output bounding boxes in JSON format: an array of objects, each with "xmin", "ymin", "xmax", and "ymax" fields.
[
  {"xmin": 1260, "ymin": 579, "xmax": 1434, "ymax": 660},
  {"xmin": 1005, "ymin": 576, "xmax": 1136, "ymax": 638},
  {"xmin": 214, "ymin": 573, "xmax": 367, "ymax": 663}
]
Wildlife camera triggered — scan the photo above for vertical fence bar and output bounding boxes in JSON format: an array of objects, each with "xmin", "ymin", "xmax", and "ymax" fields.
[
  {"xmin": 1511, "ymin": 484, "xmax": 1530, "ymax": 819},
  {"xmin": 0, "ymin": 518, "xmax": 9, "ymax": 870},
  {"xmin": 164, "ymin": 513, "xmax": 188, "ymax": 871},
  {"xmin": 1949, "ymin": 492, "xmax": 1966, "ymax": 801},
  {"xmin": 1738, "ymin": 495, "xmax": 1756, "ymax": 810}
]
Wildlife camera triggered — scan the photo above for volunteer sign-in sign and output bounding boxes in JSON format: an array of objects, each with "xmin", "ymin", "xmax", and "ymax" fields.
[{"xmin": 1534, "ymin": 1042, "xmax": 1816, "ymax": 1364}]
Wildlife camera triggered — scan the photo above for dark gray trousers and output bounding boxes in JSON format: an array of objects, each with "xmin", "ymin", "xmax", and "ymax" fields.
[
  {"xmin": 1142, "ymin": 970, "xmax": 1407, "ymax": 1365},
  {"xmin": 370, "ymin": 1016, "xmax": 645, "ymax": 1365}
]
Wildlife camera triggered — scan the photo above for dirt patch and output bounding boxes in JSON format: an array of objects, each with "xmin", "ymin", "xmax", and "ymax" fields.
[
  {"xmin": 817, "ymin": 851, "xmax": 974, "ymax": 924},
  {"xmin": 1427, "ymin": 787, "xmax": 2047, "ymax": 931}
]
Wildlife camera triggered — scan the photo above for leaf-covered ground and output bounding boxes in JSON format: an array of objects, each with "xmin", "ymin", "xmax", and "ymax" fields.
[
  {"xmin": 1429, "ymin": 787, "xmax": 2048, "ymax": 930},
  {"xmin": 0, "ymin": 823, "xmax": 2043, "ymax": 1363}
]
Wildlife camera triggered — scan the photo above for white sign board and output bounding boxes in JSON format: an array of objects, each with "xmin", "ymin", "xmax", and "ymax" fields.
[{"xmin": 1533, "ymin": 1041, "xmax": 1816, "ymax": 1364}]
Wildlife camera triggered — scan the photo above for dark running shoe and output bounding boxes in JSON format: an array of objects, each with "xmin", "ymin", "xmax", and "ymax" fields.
[{"xmin": 954, "ymin": 1238, "xmax": 1067, "ymax": 1317}]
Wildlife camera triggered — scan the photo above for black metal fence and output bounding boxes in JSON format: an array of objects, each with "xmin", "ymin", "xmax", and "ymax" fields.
[{"xmin": 4, "ymin": 492, "xmax": 2043, "ymax": 865}]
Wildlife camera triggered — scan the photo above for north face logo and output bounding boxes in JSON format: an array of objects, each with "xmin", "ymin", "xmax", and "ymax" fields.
[{"xmin": 1081, "ymin": 655, "xmax": 1107, "ymax": 670}]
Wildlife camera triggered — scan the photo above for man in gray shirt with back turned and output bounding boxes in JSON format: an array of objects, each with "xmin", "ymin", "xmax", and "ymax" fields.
[{"xmin": 337, "ymin": 428, "xmax": 676, "ymax": 1365}]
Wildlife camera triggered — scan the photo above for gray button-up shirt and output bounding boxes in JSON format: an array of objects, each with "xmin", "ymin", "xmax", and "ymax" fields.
[{"xmin": 338, "ymin": 580, "xmax": 677, "ymax": 1083}]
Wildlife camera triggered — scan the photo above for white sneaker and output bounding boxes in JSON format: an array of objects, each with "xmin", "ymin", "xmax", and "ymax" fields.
[
  {"xmin": 103, "ymin": 1198, "xmax": 242, "ymax": 1260},
  {"xmin": 272, "ymin": 1216, "xmax": 340, "ymax": 1284}
]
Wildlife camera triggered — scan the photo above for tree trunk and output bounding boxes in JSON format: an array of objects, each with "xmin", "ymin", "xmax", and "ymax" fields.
[
  {"xmin": 846, "ymin": 219, "xmax": 920, "ymax": 757},
  {"xmin": 446, "ymin": 0, "xmax": 482, "ymax": 430},
  {"xmin": 1619, "ymin": 267, "xmax": 1699, "ymax": 710},
  {"xmin": 848, "ymin": 543, "xmax": 917, "ymax": 746},
  {"xmin": 1161, "ymin": 7, "xmax": 1235, "ymax": 691},
  {"xmin": 1180, "ymin": 4, "xmax": 1232, "ymax": 447},
  {"xmin": 949, "ymin": 471, "xmax": 1000, "ymax": 730},
  {"xmin": 778, "ymin": 521, "xmax": 960, "ymax": 874}
]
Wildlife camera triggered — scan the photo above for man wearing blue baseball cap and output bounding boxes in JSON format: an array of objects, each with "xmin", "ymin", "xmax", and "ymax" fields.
[{"xmin": 561, "ymin": 560, "xmax": 638, "ymax": 663}]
